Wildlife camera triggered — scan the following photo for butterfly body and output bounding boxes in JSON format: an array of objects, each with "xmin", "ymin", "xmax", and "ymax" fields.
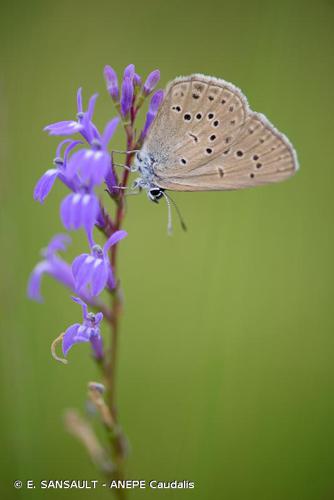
[
  {"xmin": 133, "ymin": 149, "xmax": 166, "ymax": 202},
  {"xmin": 133, "ymin": 74, "xmax": 298, "ymax": 201}
]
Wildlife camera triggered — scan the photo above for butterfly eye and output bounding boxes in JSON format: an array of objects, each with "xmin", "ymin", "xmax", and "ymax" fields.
[{"xmin": 148, "ymin": 188, "xmax": 163, "ymax": 203}]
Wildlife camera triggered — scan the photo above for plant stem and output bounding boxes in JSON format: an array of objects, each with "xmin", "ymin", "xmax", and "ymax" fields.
[
  {"xmin": 99, "ymin": 114, "xmax": 136, "ymax": 496},
  {"xmin": 107, "ymin": 127, "xmax": 135, "ymax": 411}
]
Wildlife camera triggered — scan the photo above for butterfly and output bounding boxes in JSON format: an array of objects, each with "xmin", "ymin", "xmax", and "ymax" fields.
[{"xmin": 132, "ymin": 74, "xmax": 299, "ymax": 229}]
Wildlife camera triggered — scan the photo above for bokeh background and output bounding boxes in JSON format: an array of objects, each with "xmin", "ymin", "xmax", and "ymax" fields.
[{"xmin": 1, "ymin": 0, "xmax": 334, "ymax": 498}]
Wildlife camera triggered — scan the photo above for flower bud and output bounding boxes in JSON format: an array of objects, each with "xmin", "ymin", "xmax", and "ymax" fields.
[
  {"xmin": 123, "ymin": 64, "xmax": 135, "ymax": 81},
  {"xmin": 140, "ymin": 90, "xmax": 164, "ymax": 140},
  {"xmin": 143, "ymin": 70, "xmax": 160, "ymax": 95},
  {"xmin": 120, "ymin": 77, "xmax": 134, "ymax": 117},
  {"xmin": 104, "ymin": 65, "xmax": 119, "ymax": 101},
  {"xmin": 133, "ymin": 73, "xmax": 142, "ymax": 88}
]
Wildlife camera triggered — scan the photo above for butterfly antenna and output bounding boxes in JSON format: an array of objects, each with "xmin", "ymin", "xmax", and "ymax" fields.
[
  {"xmin": 164, "ymin": 192, "xmax": 187, "ymax": 232},
  {"xmin": 160, "ymin": 192, "xmax": 173, "ymax": 235}
]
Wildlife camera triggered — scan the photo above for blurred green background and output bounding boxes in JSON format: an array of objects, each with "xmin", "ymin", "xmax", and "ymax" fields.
[{"xmin": 1, "ymin": 0, "xmax": 334, "ymax": 498}]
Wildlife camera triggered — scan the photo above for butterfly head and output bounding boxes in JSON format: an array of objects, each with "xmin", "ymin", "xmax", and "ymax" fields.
[
  {"xmin": 132, "ymin": 151, "xmax": 187, "ymax": 233},
  {"xmin": 148, "ymin": 187, "xmax": 164, "ymax": 203},
  {"xmin": 132, "ymin": 176, "xmax": 165, "ymax": 203}
]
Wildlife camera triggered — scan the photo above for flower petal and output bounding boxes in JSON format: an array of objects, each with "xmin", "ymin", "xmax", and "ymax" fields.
[
  {"xmin": 91, "ymin": 260, "xmax": 109, "ymax": 296},
  {"xmin": 49, "ymin": 256, "xmax": 75, "ymax": 290},
  {"xmin": 75, "ymin": 325, "xmax": 91, "ymax": 342},
  {"xmin": 71, "ymin": 193, "xmax": 84, "ymax": 229},
  {"xmin": 56, "ymin": 139, "xmax": 73, "ymax": 159},
  {"xmin": 27, "ymin": 261, "xmax": 51, "ymax": 302},
  {"xmin": 133, "ymin": 73, "xmax": 142, "ymax": 88},
  {"xmin": 81, "ymin": 194, "xmax": 99, "ymax": 232},
  {"xmin": 123, "ymin": 64, "xmax": 135, "ymax": 80},
  {"xmin": 90, "ymin": 334, "xmax": 103, "ymax": 360},
  {"xmin": 149, "ymin": 89, "xmax": 165, "ymax": 113},
  {"xmin": 71, "ymin": 295, "xmax": 88, "ymax": 319},
  {"xmin": 77, "ymin": 88, "xmax": 83, "ymax": 113},
  {"xmin": 28, "ymin": 236, "xmax": 74, "ymax": 302},
  {"xmin": 140, "ymin": 90, "xmax": 164, "ymax": 140},
  {"xmin": 67, "ymin": 149, "xmax": 110, "ymax": 185},
  {"xmin": 44, "ymin": 120, "xmax": 84, "ymax": 136},
  {"xmin": 120, "ymin": 77, "xmax": 134, "ymax": 117},
  {"xmin": 66, "ymin": 149, "xmax": 86, "ymax": 178},
  {"xmin": 107, "ymin": 266, "xmax": 116, "ymax": 290},
  {"xmin": 62, "ymin": 324, "xmax": 83, "ymax": 356},
  {"xmin": 105, "ymin": 161, "xmax": 118, "ymax": 195},
  {"xmin": 101, "ymin": 118, "xmax": 119, "ymax": 150},
  {"xmin": 95, "ymin": 312, "xmax": 103, "ymax": 324},
  {"xmin": 87, "ymin": 93, "xmax": 98, "ymax": 122},
  {"xmin": 61, "ymin": 192, "xmax": 99, "ymax": 232},
  {"xmin": 46, "ymin": 234, "xmax": 71, "ymax": 255},
  {"xmin": 72, "ymin": 254, "xmax": 96, "ymax": 291},
  {"xmin": 143, "ymin": 70, "xmax": 160, "ymax": 95},
  {"xmin": 80, "ymin": 93, "xmax": 99, "ymax": 143},
  {"xmin": 72, "ymin": 253, "xmax": 88, "ymax": 278},
  {"xmin": 60, "ymin": 193, "xmax": 75, "ymax": 230},
  {"xmin": 63, "ymin": 139, "xmax": 83, "ymax": 165},
  {"xmin": 33, "ymin": 169, "xmax": 59, "ymax": 203},
  {"xmin": 104, "ymin": 230, "xmax": 128, "ymax": 255},
  {"xmin": 60, "ymin": 193, "xmax": 99, "ymax": 231},
  {"xmin": 104, "ymin": 65, "xmax": 119, "ymax": 100}
]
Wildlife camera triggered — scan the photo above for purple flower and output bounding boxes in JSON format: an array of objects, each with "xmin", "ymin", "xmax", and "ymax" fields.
[
  {"xmin": 62, "ymin": 297, "xmax": 103, "ymax": 359},
  {"xmin": 72, "ymin": 230, "xmax": 127, "ymax": 296},
  {"xmin": 123, "ymin": 64, "xmax": 135, "ymax": 81},
  {"xmin": 104, "ymin": 65, "xmax": 119, "ymax": 101},
  {"xmin": 67, "ymin": 117, "xmax": 119, "ymax": 185},
  {"xmin": 34, "ymin": 140, "xmax": 81, "ymax": 203},
  {"xmin": 60, "ymin": 191, "xmax": 100, "ymax": 233},
  {"xmin": 104, "ymin": 157, "xmax": 119, "ymax": 196},
  {"xmin": 140, "ymin": 90, "xmax": 164, "ymax": 141},
  {"xmin": 143, "ymin": 70, "xmax": 160, "ymax": 96},
  {"xmin": 133, "ymin": 73, "xmax": 142, "ymax": 89},
  {"xmin": 121, "ymin": 77, "xmax": 134, "ymax": 117},
  {"xmin": 28, "ymin": 234, "xmax": 74, "ymax": 302},
  {"xmin": 44, "ymin": 88, "xmax": 98, "ymax": 144}
]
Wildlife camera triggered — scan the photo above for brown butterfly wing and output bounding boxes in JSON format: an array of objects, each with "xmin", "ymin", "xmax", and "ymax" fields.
[{"xmin": 143, "ymin": 75, "xmax": 298, "ymax": 191}]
